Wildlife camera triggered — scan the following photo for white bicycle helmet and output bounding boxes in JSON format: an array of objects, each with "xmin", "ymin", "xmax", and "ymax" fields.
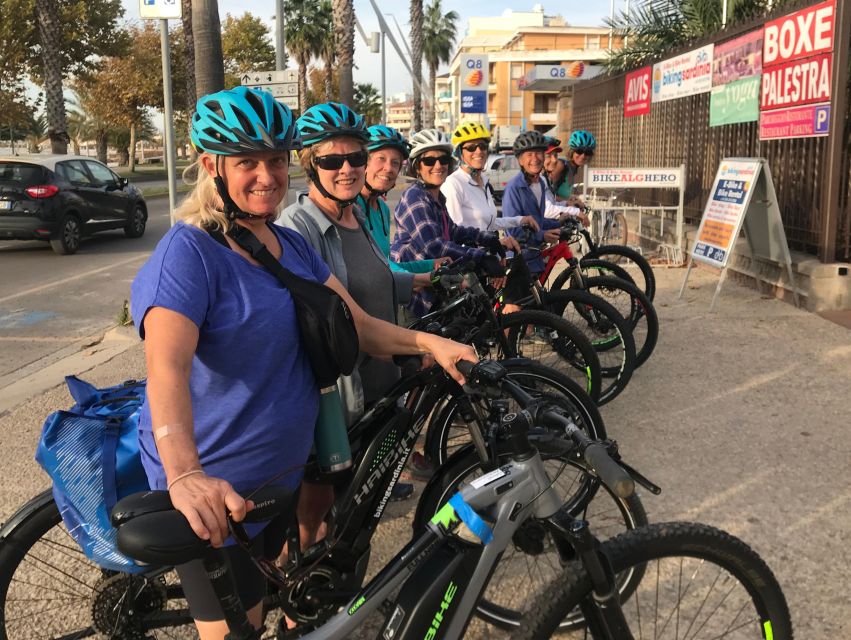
[{"xmin": 408, "ymin": 129, "xmax": 453, "ymax": 160}]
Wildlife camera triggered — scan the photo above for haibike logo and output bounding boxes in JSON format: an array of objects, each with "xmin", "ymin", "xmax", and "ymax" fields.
[
  {"xmin": 353, "ymin": 423, "xmax": 419, "ymax": 506},
  {"xmin": 424, "ymin": 582, "xmax": 458, "ymax": 640}
]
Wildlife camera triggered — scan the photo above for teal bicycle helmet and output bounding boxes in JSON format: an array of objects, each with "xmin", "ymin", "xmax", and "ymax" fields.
[
  {"xmin": 366, "ymin": 125, "xmax": 410, "ymax": 158},
  {"xmin": 191, "ymin": 86, "xmax": 301, "ymax": 155},
  {"xmin": 568, "ymin": 130, "xmax": 597, "ymax": 151},
  {"xmin": 297, "ymin": 102, "xmax": 369, "ymax": 147}
]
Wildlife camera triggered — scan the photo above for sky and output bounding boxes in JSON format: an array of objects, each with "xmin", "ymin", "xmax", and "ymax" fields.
[{"xmin": 120, "ymin": 0, "xmax": 624, "ymax": 97}]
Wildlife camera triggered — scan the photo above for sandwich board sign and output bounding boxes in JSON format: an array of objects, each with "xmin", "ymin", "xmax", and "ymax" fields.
[{"xmin": 679, "ymin": 158, "xmax": 798, "ymax": 310}]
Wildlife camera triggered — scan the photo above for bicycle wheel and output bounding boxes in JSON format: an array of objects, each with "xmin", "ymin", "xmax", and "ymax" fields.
[
  {"xmin": 513, "ymin": 522, "xmax": 793, "ymax": 640},
  {"xmin": 581, "ymin": 276, "xmax": 659, "ymax": 368},
  {"xmin": 543, "ymin": 289, "xmax": 636, "ymax": 406},
  {"xmin": 425, "ymin": 360, "xmax": 605, "ymax": 465},
  {"xmin": 584, "ymin": 245, "xmax": 656, "ymax": 302},
  {"xmin": 548, "ymin": 259, "xmax": 637, "ymax": 294},
  {"xmin": 413, "ymin": 447, "xmax": 648, "ymax": 631},
  {"xmin": 495, "ymin": 309, "xmax": 603, "ymax": 404},
  {"xmin": 0, "ymin": 490, "xmax": 195, "ymax": 639},
  {"xmin": 605, "ymin": 212, "xmax": 628, "ymax": 246}
]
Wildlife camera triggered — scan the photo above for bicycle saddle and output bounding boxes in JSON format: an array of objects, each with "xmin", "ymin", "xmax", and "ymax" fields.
[{"xmin": 111, "ymin": 487, "xmax": 296, "ymax": 565}]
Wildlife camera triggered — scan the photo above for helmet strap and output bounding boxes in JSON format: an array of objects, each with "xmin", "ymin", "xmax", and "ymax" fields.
[
  {"xmin": 213, "ymin": 156, "xmax": 266, "ymax": 222},
  {"xmin": 309, "ymin": 166, "xmax": 358, "ymax": 221},
  {"xmin": 364, "ymin": 178, "xmax": 390, "ymax": 198}
]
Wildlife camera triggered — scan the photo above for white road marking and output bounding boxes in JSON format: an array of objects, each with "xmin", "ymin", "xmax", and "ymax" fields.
[{"xmin": 0, "ymin": 254, "xmax": 147, "ymax": 304}]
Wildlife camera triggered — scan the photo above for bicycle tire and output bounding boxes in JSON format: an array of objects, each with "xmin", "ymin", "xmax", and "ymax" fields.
[
  {"xmin": 413, "ymin": 447, "xmax": 648, "ymax": 632},
  {"xmin": 547, "ymin": 258, "xmax": 637, "ymax": 294},
  {"xmin": 606, "ymin": 212, "xmax": 629, "ymax": 246},
  {"xmin": 581, "ymin": 276, "xmax": 659, "ymax": 368},
  {"xmin": 0, "ymin": 490, "xmax": 195, "ymax": 639},
  {"xmin": 495, "ymin": 309, "xmax": 603, "ymax": 405},
  {"xmin": 425, "ymin": 360, "xmax": 606, "ymax": 465},
  {"xmin": 512, "ymin": 522, "xmax": 793, "ymax": 640},
  {"xmin": 585, "ymin": 244, "xmax": 656, "ymax": 302},
  {"xmin": 543, "ymin": 289, "xmax": 636, "ymax": 405}
]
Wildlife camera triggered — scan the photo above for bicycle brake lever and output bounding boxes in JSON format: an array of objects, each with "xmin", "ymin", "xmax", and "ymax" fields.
[{"xmin": 617, "ymin": 460, "xmax": 662, "ymax": 495}]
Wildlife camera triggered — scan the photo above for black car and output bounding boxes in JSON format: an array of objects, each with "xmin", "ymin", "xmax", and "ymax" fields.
[{"xmin": 0, "ymin": 155, "xmax": 147, "ymax": 255}]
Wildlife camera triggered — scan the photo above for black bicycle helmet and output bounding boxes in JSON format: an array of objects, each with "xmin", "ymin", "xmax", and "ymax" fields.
[{"xmin": 512, "ymin": 131, "xmax": 548, "ymax": 156}]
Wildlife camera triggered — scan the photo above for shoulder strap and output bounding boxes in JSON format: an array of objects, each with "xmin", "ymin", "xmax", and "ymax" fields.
[{"xmin": 209, "ymin": 224, "xmax": 304, "ymax": 290}]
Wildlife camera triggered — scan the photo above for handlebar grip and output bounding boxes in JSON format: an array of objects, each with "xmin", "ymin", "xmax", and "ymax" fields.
[
  {"xmin": 583, "ymin": 442, "xmax": 635, "ymax": 499},
  {"xmin": 456, "ymin": 360, "xmax": 475, "ymax": 378}
]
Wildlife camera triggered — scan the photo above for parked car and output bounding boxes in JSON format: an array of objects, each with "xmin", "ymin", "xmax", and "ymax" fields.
[
  {"xmin": 485, "ymin": 153, "xmax": 521, "ymax": 204},
  {"xmin": 0, "ymin": 155, "xmax": 147, "ymax": 255}
]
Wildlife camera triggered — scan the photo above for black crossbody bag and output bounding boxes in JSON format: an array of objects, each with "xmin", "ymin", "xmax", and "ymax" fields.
[{"xmin": 208, "ymin": 224, "xmax": 359, "ymax": 388}]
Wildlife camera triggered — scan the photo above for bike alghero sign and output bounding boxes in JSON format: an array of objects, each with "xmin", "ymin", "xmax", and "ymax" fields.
[
  {"xmin": 651, "ymin": 44, "xmax": 714, "ymax": 103},
  {"xmin": 759, "ymin": 0, "xmax": 835, "ymax": 140},
  {"xmin": 586, "ymin": 167, "xmax": 683, "ymax": 190},
  {"xmin": 460, "ymin": 54, "xmax": 489, "ymax": 114}
]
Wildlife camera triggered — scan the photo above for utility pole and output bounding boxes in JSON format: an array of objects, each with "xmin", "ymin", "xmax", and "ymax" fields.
[
  {"xmin": 275, "ymin": 0, "xmax": 287, "ymax": 70},
  {"xmin": 381, "ymin": 31, "xmax": 387, "ymax": 123}
]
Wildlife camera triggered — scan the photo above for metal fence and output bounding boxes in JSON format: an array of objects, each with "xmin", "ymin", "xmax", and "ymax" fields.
[{"xmin": 571, "ymin": 3, "xmax": 851, "ymax": 263}]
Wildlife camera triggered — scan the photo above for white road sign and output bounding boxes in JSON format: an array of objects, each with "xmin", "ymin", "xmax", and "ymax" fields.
[
  {"xmin": 241, "ymin": 70, "xmax": 298, "ymax": 85},
  {"xmin": 139, "ymin": 0, "xmax": 181, "ymax": 19}
]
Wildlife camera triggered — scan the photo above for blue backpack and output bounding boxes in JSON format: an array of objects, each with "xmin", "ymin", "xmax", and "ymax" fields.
[{"xmin": 35, "ymin": 376, "xmax": 149, "ymax": 573}]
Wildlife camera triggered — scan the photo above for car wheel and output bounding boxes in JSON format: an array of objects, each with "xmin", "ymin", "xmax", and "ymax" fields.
[
  {"xmin": 124, "ymin": 204, "xmax": 147, "ymax": 238},
  {"xmin": 49, "ymin": 214, "xmax": 82, "ymax": 255}
]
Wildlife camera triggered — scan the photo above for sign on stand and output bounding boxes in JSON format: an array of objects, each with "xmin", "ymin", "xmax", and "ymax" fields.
[
  {"xmin": 679, "ymin": 158, "xmax": 798, "ymax": 310},
  {"xmin": 241, "ymin": 70, "xmax": 300, "ymax": 110}
]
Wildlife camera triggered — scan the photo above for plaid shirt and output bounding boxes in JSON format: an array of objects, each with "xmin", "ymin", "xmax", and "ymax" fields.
[{"xmin": 391, "ymin": 182, "xmax": 493, "ymax": 316}]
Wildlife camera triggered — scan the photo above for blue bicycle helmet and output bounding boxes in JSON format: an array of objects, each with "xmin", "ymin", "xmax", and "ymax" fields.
[
  {"xmin": 366, "ymin": 124, "xmax": 410, "ymax": 158},
  {"xmin": 191, "ymin": 86, "xmax": 301, "ymax": 154},
  {"xmin": 568, "ymin": 130, "xmax": 597, "ymax": 151},
  {"xmin": 297, "ymin": 102, "xmax": 369, "ymax": 147}
]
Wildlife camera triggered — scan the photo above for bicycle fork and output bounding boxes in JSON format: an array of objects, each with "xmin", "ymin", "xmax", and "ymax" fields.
[{"xmin": 548, "ymin": 509, "xmax": 634, "ymax": 640}]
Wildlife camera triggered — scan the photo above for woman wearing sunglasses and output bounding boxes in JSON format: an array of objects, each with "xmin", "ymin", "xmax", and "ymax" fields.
[
  {"xmin": 561, "ymin": 129, "xmax": 597, "ymax": 208},
  {"xmin": 442, "ymin": 121, "xmax": 539, "ymax": 234},
  {"xmin": 390, "ymin": 128, "xmax": 517, "ymax": 319},
  {"xmin": 131, "ymin": 90, "xmax": 475, "ymax": 639}
]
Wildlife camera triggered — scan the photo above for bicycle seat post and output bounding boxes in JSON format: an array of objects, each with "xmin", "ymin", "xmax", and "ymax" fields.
[{"xmin": 201, "ymin": 550, "xmax": 264, "ymax": 640}]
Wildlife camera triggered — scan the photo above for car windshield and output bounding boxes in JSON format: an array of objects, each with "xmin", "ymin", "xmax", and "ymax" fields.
[{"xmin": 0, "ymin": 162, "xmax": 45, "ymax": 187}]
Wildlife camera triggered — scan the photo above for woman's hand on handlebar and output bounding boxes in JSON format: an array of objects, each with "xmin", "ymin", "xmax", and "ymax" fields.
[
  {"xmin": 168, "ymin": 472, "xmax": 252, "ymax": 547},
  {"xmin": 412, "ymin": 272, "xmax": 432, "ymax": 291},
  {"xmin": 500, "ymin": 235, "xmax": 522, "ymax": 254},
  {"xmin": 432, "ymin": 256, "xmax": 453, "ymax": 272},
  {"xmin": 543, "ymin": 228, "xmax": 562, "ymax": 245},
  {"xmin": 520, "ymin": 216, "xmax": 540, "ymax": 232},
  {"xmin": 423, "ymin": 334, "xmax": 478, "ymax": 385}
]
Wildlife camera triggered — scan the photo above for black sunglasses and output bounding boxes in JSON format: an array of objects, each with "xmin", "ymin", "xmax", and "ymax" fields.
[
  {"xmin": 461, "ymin": 142, "xmax": 489, "ymax": 153},
  {"xmin": 420, "ymin": 155, "xmax": 452, "ymax": 167},
  {"xmin": 574, "ymin": 148, "xmax": 595, "ymax": 157},
  {"xmin": 314, "ymin": 150, "xmax": 368, "ymax": 170}
]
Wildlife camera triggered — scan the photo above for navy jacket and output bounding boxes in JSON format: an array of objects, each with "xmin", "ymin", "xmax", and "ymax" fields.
[{"xmin": 503, "ymin": 172, "xmax": 560, "ymax": 273}]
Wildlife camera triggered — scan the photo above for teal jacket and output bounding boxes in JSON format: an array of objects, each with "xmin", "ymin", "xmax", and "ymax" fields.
[{"xmin": 356, "ymin": 193, "xmax": 434, "ymax": 274}]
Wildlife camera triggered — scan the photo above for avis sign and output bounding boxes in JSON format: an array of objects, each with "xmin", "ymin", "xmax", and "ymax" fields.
[
  {"xmin": 760, "ymin": 0, "xmax": 835, "ymax": 140},
  {"xmin": 624, "ymin": 66, "xmax": 651, "ymax": 117}
]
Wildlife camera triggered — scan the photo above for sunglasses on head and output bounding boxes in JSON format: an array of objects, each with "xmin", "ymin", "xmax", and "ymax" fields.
[
  {"xmin": 314, "ymin": 150, "xmax": 368, "ymax": 171},
  {"xmin": 574, "ymin": 148, "xmax": 594, "ymax": 157},
  {"xmin": 420, "ymin": 155, "xmax": 452, "ymax": 167},
  {"xmin": 462, "ymin": 142, "xmax": 489, "ymax": 153}
]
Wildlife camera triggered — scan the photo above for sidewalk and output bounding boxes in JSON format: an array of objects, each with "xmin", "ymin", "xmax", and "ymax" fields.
[{"xmin": 0, "ymin": 264, "xmax": 848, "ymax": 637}]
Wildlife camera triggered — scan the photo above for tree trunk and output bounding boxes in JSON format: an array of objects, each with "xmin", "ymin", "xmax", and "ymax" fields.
[
  {"xmin": 192, "ymin": 0, "xmax": 225, "ymax": 99},
  {"xmin": 35, "ymin": 0, "xmax": 68, "ymax": 154},
  {"xmin": 332, "ymin": 0, "xmax": 354, "ymax": 106},
  {"xmin": 410, "ymin": 0, "xmax": 423, "ymax": 131},
  {"xmin": 324, "ymin": 57, "xmax": 334, "ymax": 101},
  {"xmin": 298, "ymin": 55, "xmax": 309, "ymax": 113},
  {"xmin": 424, "ymin": 63, "xmax": 437, "ymax": 129},
  {"xmin": 129, "ymin": 122, "xmax": 137, "ymax": 172},
  {"xmin": 96, "ymin": 131, "xmax": 108, "ymax": 163},
  {"xmin": 72, "ymin": 139, "xmax": 80, "ymax": 155},
  {"xmin": 118, "ymin": 146, "xmax": 129, "ymax": 166},
  {"xmin": 182, "ymin": 0, "xmax": 198, "ymax": 162}
]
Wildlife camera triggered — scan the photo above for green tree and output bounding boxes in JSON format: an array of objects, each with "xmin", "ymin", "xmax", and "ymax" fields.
[
  {"xmin": 193, "ymin": 0, "xmax": 225, "ymax": 98},
  {"xmin": 285, "ymin": 0, "xmax": 324, "ymax": 112},
  {"xmin": 354, "ymin": 83, "xmax": 381, "ymax": 125},
  {"xmin": 332, "ymin": 0, "xmax": 355, "ymax": 105},
  {"xmin": 0, "ymin": 83, "xmax": 38, "ymax": 154},
  {"xmin": 306, "ymin": 65, "xmax": 339, "ymax": 107},
  {"xmin": 316, "ymin": 0, "xmax": 336, "ymax": 101},
  {"xmin": 409, "ymin": 0, "xmax": 424, "ymax": 130},
  {"xmin": 422, "ymin": 0, "xmax": 458, "ymax": 128},
  {"xmin": 605, "ymin": 0, "xmax": 794, "ymax": 72},
  {"xmin": 221, "ymin": 12, "xmax": 276, "ymax": 89}
]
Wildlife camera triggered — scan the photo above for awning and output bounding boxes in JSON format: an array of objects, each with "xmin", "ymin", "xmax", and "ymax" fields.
[{"xmin": 519, "ymin": 63, "xmax": 603, "ymax": 91}]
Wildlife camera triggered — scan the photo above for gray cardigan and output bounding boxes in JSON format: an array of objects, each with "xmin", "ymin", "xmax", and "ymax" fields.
[{"xmin": 277, "ymin": 192, "xmax": 414, "ymax": 424}]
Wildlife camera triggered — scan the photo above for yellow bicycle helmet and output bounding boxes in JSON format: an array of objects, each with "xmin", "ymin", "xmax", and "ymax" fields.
[{"xmin": 451, "ymin": 121, "xmax": 491, "ymax": 148}]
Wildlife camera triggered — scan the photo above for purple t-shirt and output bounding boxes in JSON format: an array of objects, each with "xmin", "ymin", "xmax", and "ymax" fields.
[{"xmin": 130, "ymin": 222, "xmax": 331, "ymax": 494}]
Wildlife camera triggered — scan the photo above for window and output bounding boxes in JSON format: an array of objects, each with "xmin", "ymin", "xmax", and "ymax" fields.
[
  {"xmin": 510, "ymin": 96, "xmax": 523, "ymax": 112},
  {"xmin": 56, "ymin": 161, "xmax": 92, "ymax": 186},
  {"xmin": 586, "ymin": 35, "xmax": 601, "ymax": 49},
  {"xmin": 510, "ymin": 64, "xmax": 523, "ymax": 79},
  {"xmin": 85, "ymin": 161, "xmax": 117, "ymax": 186},
  {"xmin": 533, "ymin": 93, "xmax": 558, "ymax": 113},
  {"xmin": 503, "ymin": 156, "xmax": 518, "ymax": 170}
]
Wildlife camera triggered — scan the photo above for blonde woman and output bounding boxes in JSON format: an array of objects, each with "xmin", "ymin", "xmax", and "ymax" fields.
[{"xmin": 130, "ymin": 87, "xmax": 475, "ymax": 639}]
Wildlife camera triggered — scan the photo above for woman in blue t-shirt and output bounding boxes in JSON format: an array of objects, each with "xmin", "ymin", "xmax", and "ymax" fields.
[{"xmin": 130, "ymin": 87, "xmax": 475, "ymax": 639}]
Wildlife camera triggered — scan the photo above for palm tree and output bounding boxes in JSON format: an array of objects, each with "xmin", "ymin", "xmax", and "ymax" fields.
[
  {"xmin": 35, "ymin": 0, "xmax": 68, "ymax": 153},
  {"xmin": 332, "ymin": 0, "xmax": 355, "ymax": 105},
  {"xmin": 354, "ymin": 83, "xmax": 382, "ymax": 125},
  {"xmin": 422, "ymin": 0, "xmax": 458, "ymax": 128},
  {"xmin": 317, "ymin": 0, "xmax": 337, "ymax": 101},
  {"xmin": 285, "ymin": 0, "xmax": 324, "ymax": 112},
  {"xmin": 192, "ymin": 0, "xmax": 225, "ymax": 98},
  {"xmin": 66, "ymin": 109, "xmax": 91, "ymax": 156},
  {"xmin": 409, "ymin": 0, "xmax": 424, "ymax": 131}
]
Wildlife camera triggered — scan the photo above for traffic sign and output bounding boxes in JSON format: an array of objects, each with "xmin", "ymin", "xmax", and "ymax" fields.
[
  {"xmin": 241, "ymin": 70, "xmax": 298, "ymax": 85},
  {"xmin": 139, "ymin": 0, "xmax": 181, "ymax": 19},
  {"xmin": 247, "ymin": 83, "xmax": 298, "ymax": 98}
]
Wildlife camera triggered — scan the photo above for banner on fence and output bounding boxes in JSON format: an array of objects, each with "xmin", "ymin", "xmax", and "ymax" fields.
[
  {"xmin": 759, "ymin": 0, "xmax": 835, "ymax": 139},
  {"xmin": 713, "ymin": 30, "xmax": 763, "ymax": 86},
  {"xmin": 585, "ymin": 167, "xmax": 684, "ymax": 189},
  {"xmin": 460, "ymin": 54, "xmax": 489, "ymax": 114},
  {"xmin": 624, "ymin": 66, "xmax": 652, "ymax": 117},
  {"xmin": 710, "ymin": 77, "xmax": 762, "ymax": 126},
  {"xmin": 652, "ymin": 44, "xmax": 714, "ymax": 103}
]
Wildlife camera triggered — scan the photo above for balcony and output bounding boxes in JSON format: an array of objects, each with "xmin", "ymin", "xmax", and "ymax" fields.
[{"xmin": 528, "ymin": 111, "xmax": 558, "ymax": 125}]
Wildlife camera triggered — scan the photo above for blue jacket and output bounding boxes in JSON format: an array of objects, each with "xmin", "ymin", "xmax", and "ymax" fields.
[{"xmin": 503, "ymin": 172, "xmax": 560, "ymax": 273}]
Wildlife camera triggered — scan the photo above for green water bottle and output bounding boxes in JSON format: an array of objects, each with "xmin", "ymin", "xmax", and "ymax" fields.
[{"xmin": 314, "ymin": 386, "xmax": 353, "ymax": 473}]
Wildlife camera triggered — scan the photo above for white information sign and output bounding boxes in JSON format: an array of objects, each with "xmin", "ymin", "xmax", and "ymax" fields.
[
  {"xmin": 652, "ymin": 44, "xmax": 714, "ymax": 103},
  {"xmin": 241, "ymin": 70, "xmax": 298, "ymax": 85},
  {"xmin": 586, "ymin": 167, "xmax": 684, "ymax": 189},
  {"xmin": 139, "ymin": 0, "xmax": 181, "ymax": 20},
  {"xmin": 248, "ymin": 84, "xmax": 298, "ymax": 98}
]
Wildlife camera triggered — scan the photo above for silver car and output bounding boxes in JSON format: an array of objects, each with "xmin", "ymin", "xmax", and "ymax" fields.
[{"xmin": 485, "ymin": 153, "xmax": 521, "ymax": 204}]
